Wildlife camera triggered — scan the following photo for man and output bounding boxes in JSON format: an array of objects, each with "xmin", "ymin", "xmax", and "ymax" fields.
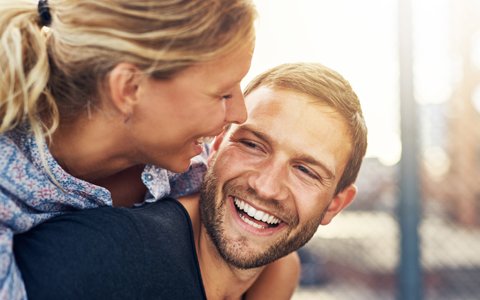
[{"xmin": 13, "ymin": 63, "xmax": 368, "ymax": 299}]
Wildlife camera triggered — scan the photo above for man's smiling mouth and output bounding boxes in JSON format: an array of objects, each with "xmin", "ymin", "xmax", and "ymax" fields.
[{"xmin": 233, "ymin": 197, "xmax": 282, "ymax": 229}]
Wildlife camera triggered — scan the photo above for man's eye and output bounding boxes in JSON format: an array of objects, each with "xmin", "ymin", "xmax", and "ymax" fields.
[
  {"xmin": 221, "ymin": 94, "xmax": 233, "ymax": 100},
  {"xmin": 295, "ymin": 165, "xmax": 318, "ymax": 179},
  {"xmin": 240, "ymin": 140, "xmax": 258, "ymax": 149}
]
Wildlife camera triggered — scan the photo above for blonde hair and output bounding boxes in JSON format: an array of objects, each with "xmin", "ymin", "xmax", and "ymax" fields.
[
  {"xmin": 0, "ymin": 0, "xmax": 256, "ymax": 145},
  {"xmin": 244, "ymin": 63, "xmax": 368, "ymax": 195}
]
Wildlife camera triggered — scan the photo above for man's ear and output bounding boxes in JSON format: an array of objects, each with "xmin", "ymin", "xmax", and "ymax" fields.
[
  {"xmin": 320, "ymin": 184, "xmax": 357, "ymax": 225},
  {"xmin": 108, "ymin": 63, "xmax": 142, "ymax": 118}
]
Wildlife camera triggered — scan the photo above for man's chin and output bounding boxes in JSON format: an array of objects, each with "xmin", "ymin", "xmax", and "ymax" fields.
[{"xmin": 214, "ymin": 237, "xmax": 290, "ymax": 269}]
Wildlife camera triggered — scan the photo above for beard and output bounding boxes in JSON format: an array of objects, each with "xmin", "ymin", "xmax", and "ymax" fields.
[{"xmin": 199, "ymin": 163, "xmax": 327, "ymax": 269}]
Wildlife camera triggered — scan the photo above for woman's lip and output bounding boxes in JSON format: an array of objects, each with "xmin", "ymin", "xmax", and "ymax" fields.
[
  {"xmin": 195, "ymin": 136, "xmax": 214, "ymax": 144},
  {"xmin": 194, "ymin": 125, "xmax": 228, "ymax": 145},
  {"xmin": 192, "ymin": 142, "xmax": 203, "ymax": 156}
]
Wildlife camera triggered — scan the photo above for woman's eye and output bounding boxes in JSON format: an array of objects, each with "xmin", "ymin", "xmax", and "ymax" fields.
[{"xmin": 221, "ymin": 94, "xmax": 233, "ymax": 100}]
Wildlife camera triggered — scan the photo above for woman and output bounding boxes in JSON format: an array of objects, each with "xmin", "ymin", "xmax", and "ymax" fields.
[{"xmin": 1, "ymin": 1, "xmax": 301, "ymax": 299}]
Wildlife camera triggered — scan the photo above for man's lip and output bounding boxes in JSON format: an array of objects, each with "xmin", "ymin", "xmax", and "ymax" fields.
[
  {"xmin": 227, "ymin": 196, "xmax": 287, "ymax": 236},
  {"xmin": 230, "ymin": 195, "xmax": 287, "ymax": 225}
]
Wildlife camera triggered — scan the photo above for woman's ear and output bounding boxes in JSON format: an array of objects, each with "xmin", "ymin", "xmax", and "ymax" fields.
[
  {"xmin": 107, "ymin": 63, "xmax": 142, "ymax": 120},
  {"xmin": 320, "ymin": 184, "xmax": 357, "ymax": 225}
]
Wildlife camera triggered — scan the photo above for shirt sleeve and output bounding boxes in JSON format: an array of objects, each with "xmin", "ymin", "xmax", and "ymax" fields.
[
  {"xmin": 168, "ymin": 162, "xmax": 207, "ymax": 198},
  {"xmin": 0, "ymin": 190, "xmax": 33, "ymax": 300},
  {"xmin": 0, "ymin": 227, "xmax": 27, "ymax": 300},
  {"xmin": 142, "ymin": 145, "xmax": 209, "ymax": 202}
]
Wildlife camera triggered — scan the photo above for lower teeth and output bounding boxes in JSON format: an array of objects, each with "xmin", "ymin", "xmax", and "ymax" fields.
[
  {"xmin": 234, "ymin": 201, "xmax": 279, "ymax": 228},
  {"xmin": 240, "ymin": 214, "xmax": 266, "ymax": 229}
]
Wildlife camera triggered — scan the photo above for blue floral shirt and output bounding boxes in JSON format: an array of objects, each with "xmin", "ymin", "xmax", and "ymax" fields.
[{"xmin": 0, "ymin": 127, "xmax": 207, "ymax": 300}]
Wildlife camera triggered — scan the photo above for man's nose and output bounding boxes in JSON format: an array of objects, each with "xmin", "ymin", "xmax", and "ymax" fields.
[
  {"xmin": 247, "ymin": 160, "xmax": 289, "ymax": 201},
  {"xmin": 224, "ymin": 86, "xmax": 247, "ymax": 125}
]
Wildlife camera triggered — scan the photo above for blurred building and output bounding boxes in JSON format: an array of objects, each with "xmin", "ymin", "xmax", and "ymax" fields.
[
  {"xmin": 427, "ymin": 0, "xmax": 480, "ymax": 226},
  {"xmin": 292, "ymin": 0, "xmax": 480, "ymax": 298}
]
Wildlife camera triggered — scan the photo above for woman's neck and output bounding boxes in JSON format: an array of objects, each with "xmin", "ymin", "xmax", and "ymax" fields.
[
  {"xmin": 50, "ymin": 117, "xmax": 150, "ymax": 206},
  {"xmin": 49, "ymin": 115, "xmax": 135, "ymax": 182},
  {"xmin": 93, "ymin": 164, "xmax": 147, "ymax": 207}
]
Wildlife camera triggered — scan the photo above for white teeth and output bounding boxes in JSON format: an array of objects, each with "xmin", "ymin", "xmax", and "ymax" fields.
[
  {"xmin": 254, "ymin": 210, "xmax": 264, "ymax": 221},
  {"xmin": 233, "ymin": 197, "xmax": 281, "ymax": 226},
  {"xmin": 261, "ymin": 214, "xmax": 269, "ymax": 223},
  {"xmin": 240, "ymin": 214, "xmax": 265, "ymax": 229},
  {"xmin": 247, "ymin": 206, "xmax": 256, "ymax": 217},
  {"xmin": 196, "ymin": 136, "xmax": 214, "ymax": 144},
  {"xmin": 267, "ymin": 215, "xmax": 274, "ymax": 223}
]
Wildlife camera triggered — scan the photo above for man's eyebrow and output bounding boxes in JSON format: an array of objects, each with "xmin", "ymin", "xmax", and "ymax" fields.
[
  {"xmin": 295, "ymin": 154, "xmax": 336, "ymax": 180},
  {"xmin": 237, "ymin": 124, "xmax": 336, "ymax": 180},
  {"xmin": 237, "ymin": 124, "xmax": 271, "ymax": 144}
]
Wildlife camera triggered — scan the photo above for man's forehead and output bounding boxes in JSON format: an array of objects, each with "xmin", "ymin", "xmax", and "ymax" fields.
[{"xmin": 244, "ymin": 86, "xmax": 339, "ymax": 127}]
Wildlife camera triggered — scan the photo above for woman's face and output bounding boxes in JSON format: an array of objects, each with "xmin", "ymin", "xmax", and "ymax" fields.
[{"xmin": 129, "ymin": 42, "xmax": 254, "ymax": 172}]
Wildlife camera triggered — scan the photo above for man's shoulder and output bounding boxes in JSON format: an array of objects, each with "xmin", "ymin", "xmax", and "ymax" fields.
[
  {"xmin": 128, "ymin": 197, "xmax": 194, "ymax": 231},
  {"xmin": 122, "ymin": 199, "xmax": 206, "ymax": 299},
  {"xmin": 178, "ymin": 193, "xmax": 201, "ymax": 228},
  {"xmin": 121, "ymin": 198, "xmax": 199, "ymax": 253},
  {"xmin": 15, "ymin": 199, "xmax": 207, "ymax": 300}
]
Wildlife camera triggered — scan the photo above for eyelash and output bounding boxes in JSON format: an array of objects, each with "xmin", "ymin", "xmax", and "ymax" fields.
[
  {"xmin": 295, "ymin": 165, "xmax": 319, "ymax": 179},
  {"xmin": 240, "ymin": 140, "xmax": 259, "ymax": 149}
]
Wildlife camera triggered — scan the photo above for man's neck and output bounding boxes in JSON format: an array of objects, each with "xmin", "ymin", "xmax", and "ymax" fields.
[{"xmin": 179, "ymin": 194, "xmax": 265, "ymax": 300}]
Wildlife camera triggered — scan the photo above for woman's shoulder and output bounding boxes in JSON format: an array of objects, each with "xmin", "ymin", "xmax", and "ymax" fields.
[
  {"xmin": 0, "ymin": 129, "xmax": 30, "ymax": 170},
  {"xmin": 0, "ymin": 126, "xmax": 39, "ymax": 165}
]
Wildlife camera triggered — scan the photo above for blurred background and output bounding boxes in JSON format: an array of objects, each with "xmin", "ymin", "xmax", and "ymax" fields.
[{"xmin": 245, "ymin": 0, "xmax": 480, "ymax": 299}]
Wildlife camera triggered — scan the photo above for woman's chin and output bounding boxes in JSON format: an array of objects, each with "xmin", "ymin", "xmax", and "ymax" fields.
[
  {"xmin": 162, "ymin": 156, "xmax": 193, "ymax": 174},
  {"xmin": 151, "ymin": 143, "xmax": 202, "ymax": 173}
]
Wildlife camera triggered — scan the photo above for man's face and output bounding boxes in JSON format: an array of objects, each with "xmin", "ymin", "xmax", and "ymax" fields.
[{"xmin": 200, "ymin": 86, "xmax": 356, "ymax": 269}]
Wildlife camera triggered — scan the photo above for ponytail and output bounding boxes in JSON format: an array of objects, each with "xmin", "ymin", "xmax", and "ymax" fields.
[{"xmin": 0, "ymin": 1, "xmax": 59, "ymax": 141}]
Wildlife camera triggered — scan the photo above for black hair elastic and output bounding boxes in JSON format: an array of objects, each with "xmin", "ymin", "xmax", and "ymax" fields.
[{"xmin": 38, "ymin": 0, "xmax": 52, "ymax": 27}]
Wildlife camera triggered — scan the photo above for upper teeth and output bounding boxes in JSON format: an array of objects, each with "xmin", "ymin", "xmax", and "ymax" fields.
[
  {"xmin": 196, "ymin": 137, "xmax": 214, "ymax": 144},
  {"xmin": 234, "ymin": 197, "xmax": 281, "ymax": 225}
]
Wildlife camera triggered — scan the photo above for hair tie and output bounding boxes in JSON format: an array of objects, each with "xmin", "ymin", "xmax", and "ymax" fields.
[{"xmin": 38, "ymin": 0, "xmax": 52, "ymax": 27}]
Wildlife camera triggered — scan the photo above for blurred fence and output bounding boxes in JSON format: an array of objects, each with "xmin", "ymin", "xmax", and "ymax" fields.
[
  {"xmin": 293, "ymin": 0, "xmax": 480, "ymax": 298},
  {"xmin": 292, "ymin": 78, "xmax": 480, "ymax": 299},
  {"xmin": 294, "ymin": 153, "xmax": 480, "ymax": 299},
  {"xmin": 293, "ymin": 85, "xmax": 480, "ymax": 296}
]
